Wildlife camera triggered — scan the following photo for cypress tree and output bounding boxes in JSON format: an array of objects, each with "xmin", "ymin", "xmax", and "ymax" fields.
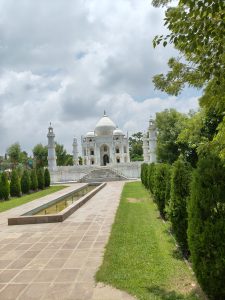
[
  {"xmin": 0, "ymin": 175, "xmax": 2, "ymax": 200},
  {"xmin": 188, "ymin": 153, "xmax": 225, "ymax": 299},
  {"xmin": 0, "ymin": 172, "xmax": 10, "ymax": 200},
  {"xmin": 44, "ymin": 168, "xmax": 50, "ymax": 187},
  {"xmin": 153, "ymin": 163, "xmax": 170, "ymax": 217},
  {"xmin": 148, "ymin": 163, "xmax": 156, "ymax": 194},
  {"xmin": 37, "ymin": 168, "xmax": 45, "ymax": 190},
  {"xmin": 141, "ymin": 163, "xmax": 148, "ymax": 187},
  {"xmin": 169, "ymin": 157, "xmax": 192, "ymax": 256},
  {"xmin": 10, "ymin": 169, "xmax": 21, "ymax": 197},
  {"xmin": 30, "ymin": 169, "xmax": 38, "ymax": 191},
  {"xmin": 21, "ymin": 170, "xmax": 31, "ymax": 194}
]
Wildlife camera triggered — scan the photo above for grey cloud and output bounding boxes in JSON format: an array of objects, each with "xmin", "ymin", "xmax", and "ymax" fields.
[{"xmin": 0, "ymin": 0, "xmax": 200, "ymax": 154}]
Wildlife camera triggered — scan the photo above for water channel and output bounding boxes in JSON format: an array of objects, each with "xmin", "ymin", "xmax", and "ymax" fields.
[{"xmin": 34, "ymin": 185, "xmax": 96, "ymax": 215}]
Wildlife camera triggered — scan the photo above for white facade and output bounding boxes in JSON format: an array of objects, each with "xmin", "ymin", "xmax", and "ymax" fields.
[
  {"xmin": 81, "ymin": 113, "xmax": 130, "ymax": 166},
  {"xmin": 143, "ymin": 118, "xmax": 157, "ymax": 163}
]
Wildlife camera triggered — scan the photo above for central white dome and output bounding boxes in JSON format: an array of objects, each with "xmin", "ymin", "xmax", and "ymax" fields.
[{"xmin": 95, "ymin": 114, "xmax": 116, "ymax": 136}]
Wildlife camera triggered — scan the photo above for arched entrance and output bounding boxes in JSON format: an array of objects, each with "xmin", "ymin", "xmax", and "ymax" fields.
[
  {"xmin": 100, "ymin": 144, "xmax": 110, "ymax": 166},
  {"xmin": 103, "ymin": 154, "xmax": 109, "ymax": 166}
]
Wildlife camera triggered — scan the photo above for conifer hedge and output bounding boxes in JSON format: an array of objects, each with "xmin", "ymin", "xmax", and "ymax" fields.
[
  {"xmin": 153, "ymin": 163, "xmax": 171, "ymax": 217},
  {"xmin": 10, "ymin": 169, "xmax": 21, "ymax": 197},
  {"xmin": 30, "ymin": 169, "xmax": 38, "ymax": 191},
  {"xmin": 21, "ymin": 170, "xmax": 31, "ymax": 194},
  {"xmin": 44, "ymin": 168, "xmax": 50, "ymax": 187},
  {"xmin": 148, "ymin": 163, "xmax": 156, "ymax": 194},
  {"xmin": 188, "ymin": 153, "xmax": 225, "ymax": 299},
  {"xmin": 169, "ymin": 157, "xmax": 192, "ymax": 256},
  {"xmin": 0, "ymin": 172, "xmax": 10, "ymax": 200},
  {"xmin": 37, "ymin": 168, "xmax": 45, "ymax": 190},
  {"xmin": 141, "ymin": 163, "xmax": 148, "ymax": 187}
]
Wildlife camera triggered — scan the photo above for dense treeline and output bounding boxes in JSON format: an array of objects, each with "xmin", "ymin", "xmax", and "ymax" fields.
[
  {"xmin": 150, "ymin": 1, "xmax": 225, "ymax": 298},
  {"xmin": 0, "ymin": 168, "xmax": 51, "ymax": 200},
  {"xmin": 141, "ymin": 152, "xmax": 225, "ymax": 299}
]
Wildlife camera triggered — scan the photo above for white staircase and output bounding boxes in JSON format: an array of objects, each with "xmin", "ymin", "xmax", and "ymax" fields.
[{"xmin": 80, "ymin": 167, "xmax": 128, "ymax": 183}]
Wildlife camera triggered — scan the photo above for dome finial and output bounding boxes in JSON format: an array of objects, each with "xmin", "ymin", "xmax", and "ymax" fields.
[{"xmin": 104, "ymin": 110, "xmax": 107, "ymax": 116}]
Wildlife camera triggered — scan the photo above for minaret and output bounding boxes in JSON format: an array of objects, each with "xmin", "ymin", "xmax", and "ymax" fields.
[
  {"xmin": 72, "ymin": 137, "xmax": 79, "ymax": 165},
  {"xmin": 148, "ymin": 118, "xmax": 157, "ymax": 163},
  {"xmin": 142, "ymin": 133, "xmax": 149, "ymax": 162},
  {"xmin": 126, "ymin": 131, "xmax": 130, "ymax": 162},
  {"xmin": 47, "ymin": 123, "xmax": 57, "ymax": 170}
]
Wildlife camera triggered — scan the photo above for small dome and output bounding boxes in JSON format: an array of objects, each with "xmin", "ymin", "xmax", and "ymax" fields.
[
  {"xmin": 95, "ymin": 113, "xmax": 116, "ymax": 136},
  {"xmin": 86, "ymin": 131, "xmax": 95, "ymax": 137},
  {"xmin": 113, "ymin": 128, "xmax": 124, "ymax": 136}
]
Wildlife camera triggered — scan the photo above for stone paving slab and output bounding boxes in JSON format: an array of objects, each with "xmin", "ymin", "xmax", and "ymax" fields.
[{"xmin": 0, "ymin": 181, "xmax": 136, "ymax": 300}]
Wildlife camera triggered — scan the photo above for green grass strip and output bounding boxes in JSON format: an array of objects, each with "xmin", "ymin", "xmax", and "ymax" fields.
[
  {"xmin": 96, "ymin": 182, "xmax": 203, "ymax": 300},
  {"xmin": 0, "ymin": 185, "xmax": 67, "ymax": 213}
]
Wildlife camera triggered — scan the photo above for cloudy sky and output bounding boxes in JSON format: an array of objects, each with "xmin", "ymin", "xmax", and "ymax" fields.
[{"xmin": 0, "ymin": 0, "xmax": 200, "ymax": 155}]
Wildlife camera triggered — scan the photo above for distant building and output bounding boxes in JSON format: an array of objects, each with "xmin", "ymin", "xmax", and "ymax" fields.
[
  {"xmin": 81, "ymin": 112, "xmax": 130, "ymax": 166},
  {"xmin": 46, "ymin": 114, "xmax": 156, "ymax": 182}
]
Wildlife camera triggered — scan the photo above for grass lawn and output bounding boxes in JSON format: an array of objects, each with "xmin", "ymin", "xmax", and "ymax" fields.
[
  {"xmin": 0, "ymin": 185, "xmax": 67, "ymax": 213},
  {"xmin": 96, "ymin": 181, "xmax": 205, "ymax": 300}
]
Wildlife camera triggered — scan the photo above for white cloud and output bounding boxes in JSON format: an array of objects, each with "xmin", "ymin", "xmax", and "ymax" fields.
[{"xmin": 0, "ymin": 0, "xmax": 200, "ymax": 155}]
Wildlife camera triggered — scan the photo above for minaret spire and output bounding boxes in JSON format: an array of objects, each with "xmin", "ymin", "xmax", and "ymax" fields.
[
  {"xmin": 72, "ymin": 137, "xmax": 79, "ymax": 165},
  {"xmin": 47, "ymin": 123, "xmax": 57, "ymax": 170}
]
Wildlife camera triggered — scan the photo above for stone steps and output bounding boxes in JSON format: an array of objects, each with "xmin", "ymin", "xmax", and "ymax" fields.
[{"xmin": 80, "ymin": 168, "xmax": 127, "ymax": 183}]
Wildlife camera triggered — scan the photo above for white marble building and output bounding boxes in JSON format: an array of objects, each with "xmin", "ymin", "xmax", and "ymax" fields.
[
  {"xmin": 46, "ymin": 114, "xmax": 156, "ymax": 183},
  {"xmin": 81, "ymin": 112, "xmax": 130, "ymax": 166}
]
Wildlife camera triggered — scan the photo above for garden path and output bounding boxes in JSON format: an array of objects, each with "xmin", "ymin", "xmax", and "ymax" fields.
[{"xmin": 0, "ymin": 182, "xmax": 135, "ymax": 300}]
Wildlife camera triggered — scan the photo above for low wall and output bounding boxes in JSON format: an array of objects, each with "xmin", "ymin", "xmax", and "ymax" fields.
[
  {"xmin": 108, "ymin": 162, "xmax": 142, "ymax": 179},
  {"xmin": 50, "ymin": 162, "xmax": 142, "ymax": 183},
  {"xmin": 8, "ymin": 183, "xmax": 106, "ymax": 225}
]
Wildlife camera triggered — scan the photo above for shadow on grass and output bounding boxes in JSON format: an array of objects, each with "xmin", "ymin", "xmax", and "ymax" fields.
[
  {"xmin": 172, "ymin": 248, "xmax": 184, "ymax": 261},
  {"xmin": 145, "ymin": 285, "xmax": 197, "ymax": 300}
]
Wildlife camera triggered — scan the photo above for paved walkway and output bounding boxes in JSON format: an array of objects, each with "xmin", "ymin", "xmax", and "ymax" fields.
[{"xmin": 0, "ymin": 182, "xmax": 135, "ymax": 300}]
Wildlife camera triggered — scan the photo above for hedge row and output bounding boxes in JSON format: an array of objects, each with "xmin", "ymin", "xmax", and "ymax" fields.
[
  {"xmin": 0, "ymin": 168, "xmax": 51, "ymax": 200},
  {"xmin": 141, "ymin": 153, "xmax": 225, "ymax": 300}
]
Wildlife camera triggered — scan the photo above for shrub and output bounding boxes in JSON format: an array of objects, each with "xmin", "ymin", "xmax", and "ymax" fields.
[
  {"xmin": 37, "ymin": 168, "xmax": 45, "ymax": 190},
  {"xmin": 188, "ymin": 153, "xmax": 225, "ymax": 299},
  {"xmin": 148, "ymin": 163, "xmax": 156, "ymax": 194},
  {"xmin": 141, "ymin": 163, "xmax": 148, "ymax": 187},
  {"xmin": 30, "ymin": 169, "xmax": 38, "ymax": 191},
  {"xmin": 165, "ymin": 164, "xmax": 171, "ymax": 206},
  {"xmin": 21, "ymin": 170, "xmax": 31, "ymax": 194},
  {"xmin": 0, "ymin": 172, "xmax": 10, "ymax": 200},
  {"xmin": 169, "ymin": 157, "xmax": 192, "ymax": 256},
  {"xmin": 10, "ymin": 169, "xmax": 21, "ymax": 197},
  {"xmin": 153, "ymin": 163, "xmax": 170, "ymax": 217},
  {"xmin": 44, "ymin": 168, "xmax": 50, "ymax": 187}
]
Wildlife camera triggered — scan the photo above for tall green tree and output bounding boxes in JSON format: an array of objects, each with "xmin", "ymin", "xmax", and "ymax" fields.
[
  {"xmin": 10, "ymin": 169, "xmax": 21, "ymax": 197},
  {"xmin": 156, "ymin": 109, "xmax": 187, "ymax": 164},
  {"xmin": 33, "ymin": 144, "xmax": 48, "ymax": 168},
  {"xmin": 129, "ymin": 132, "xmax": 143, "ymax": 161},
  {"xmin": 188, "ymin": 152, "xmax": 225, "ymax": 299},
  {"xmin": 37, "ymin": 168, "xmax": 45, "ymax": 190},
  {"xmin": 30, "ymin": 169, "xmax": 38, "ymax": 191},
  {"xmin": 7, "ymin": 143, "xmax": 21, "ymax": 166},
  {"xmin": 169, "ymin": 157, "xmax": 192, "ymax": 256},
  {"xmin": 56, "ymin": 143, "xmax": 69, "ymax": 166},
  {"xmin": 0, "ymin": 172, "xmax": 10, "ymax": 200},
  {"xmin": 21, "ymin": 170, "xmax": 31, "ymax": 194},
  {"xmin": 20, "ymin": 151, "xmax": 29, "ymax": 166},
  {"xmin": 44, "ymin": 168, "xmax": 50, "ymax": 187},
  {"xmin": 152, "ymin": 0, "xmax": 225, "ymax": 95},
  {"xmin": 153, "ymin": 163, "xmax": 171, "ymax": 217}
]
